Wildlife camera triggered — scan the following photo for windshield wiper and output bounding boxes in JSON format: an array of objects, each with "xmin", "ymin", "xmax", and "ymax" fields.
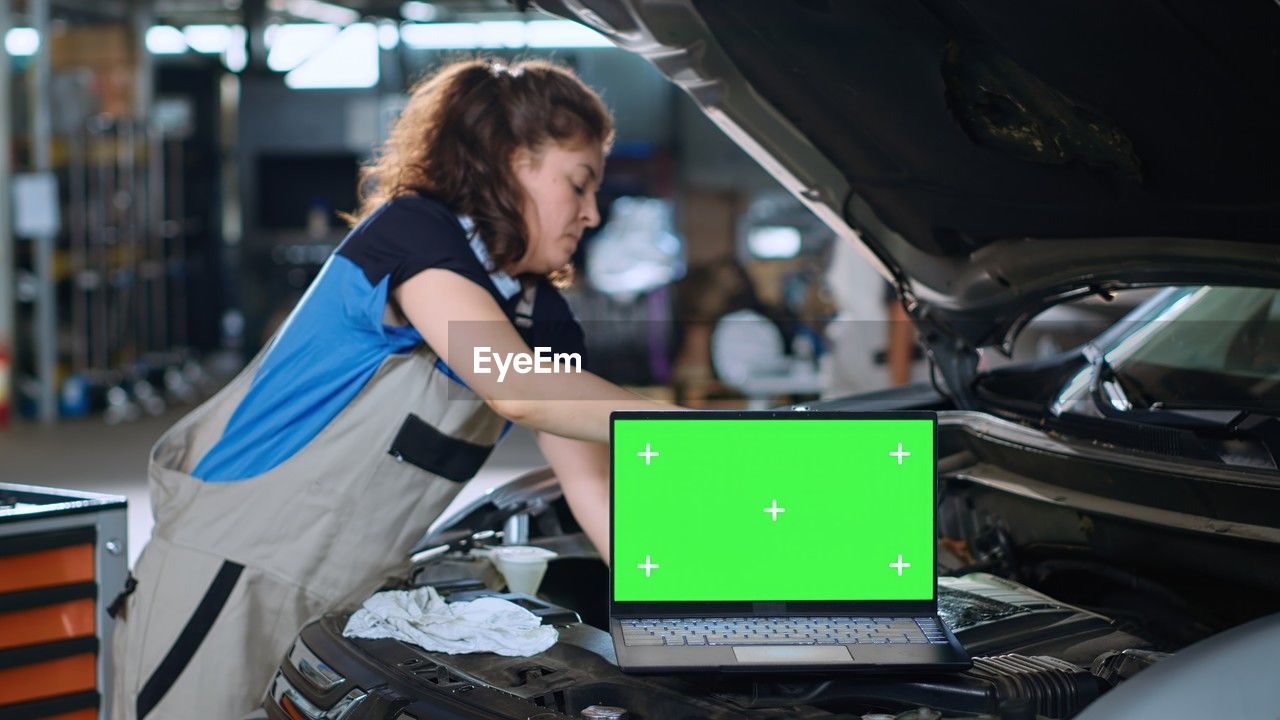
[
  {"xmin": 1140, "ymin": 402, "xmax": 1280, "ymax": 433},
  {"xmin": 1085, "ymin": 347, "xmax": 1267, "ymax": 432},
  {"xmin": 1090, "ymin": 361, "xmax": 1276, "ymax": 433},
  {"xmin": 1078, "ymin": 347, "xmax": 1280, "ymax": 466}
]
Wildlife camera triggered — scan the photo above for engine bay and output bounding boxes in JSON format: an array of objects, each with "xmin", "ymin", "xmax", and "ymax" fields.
[
  {"xmin": 276, "ymin": 565, "xmax": 1163, "ymax": 719},
  {"xmin": 265, "ymin": 414, "xmax": 1280, "ymax": 719}
]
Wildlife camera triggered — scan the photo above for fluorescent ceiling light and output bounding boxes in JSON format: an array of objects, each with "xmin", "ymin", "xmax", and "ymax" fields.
[
  {"xmin": 285, "ymin": 23, "xmax": 378, "ymax": 89},
  {"xmin": 4, "ymin": 27, "xmax": 40, "ymax": 56},
  {"xmin": 286, "ymin": 0, "xmax": 359, "ymax": 25},
  {"xmin": 400, "ymin": 20, "xmax": 612, "ymax": 50},
  {"xmin": 401, "ymin": 22, "xmax": 476, "ymax": 49},
  {"xmin": 267, "ymin": 23, "xmax": 340, "ymax": 72},
  {"xmin": 476, "ymin": 21, "xmax": 526, "ymax": 49},
  {"xmin": 222, "ymin": 25, "xmax": 248, "ymax": 72},
  {"xmin": 399, "ymin": 2, "xmax": 438, "ymax": 23},
  {"xmin": 146, "ymin": 26, "xmax": 188, "ymax": 54},
  {"xmin": 183, "ymin": 25, "xmax": 234, "ymax": 54},
  {"xmin": 525, "ymin": 20, "xmax": 612, "ymax": 48},
  {"xmin": 377, "ymin": 21, "xmax": 400, "ymax": 50},
  {"xmin": 747, "ymin": 226, "xmax": 803, "ymax": 259}
]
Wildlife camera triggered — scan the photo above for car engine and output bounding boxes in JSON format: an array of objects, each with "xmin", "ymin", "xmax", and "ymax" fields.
[{"xmin": 266, "ymin": 540, "xmax": 1166, "ymax": 720}]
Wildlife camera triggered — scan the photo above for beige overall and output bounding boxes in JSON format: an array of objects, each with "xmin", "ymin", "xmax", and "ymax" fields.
[{"xmin": 109, "ymin": 340, "xmax": 510, "ymax": 719}]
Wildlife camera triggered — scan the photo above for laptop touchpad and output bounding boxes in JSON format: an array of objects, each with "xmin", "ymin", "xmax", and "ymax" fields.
[{"xmin": 733, "ymin": 646, "xmax": 854, "ymax": 664}]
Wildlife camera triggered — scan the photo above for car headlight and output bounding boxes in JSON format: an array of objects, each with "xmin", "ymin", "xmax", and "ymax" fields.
[
  {"xmin": 269, "ymin": 670, "xmax": 366, "ymax": 720},
  {"xmin": 288, "ymin": 638, "xmax": 346, "ymax": 692}
]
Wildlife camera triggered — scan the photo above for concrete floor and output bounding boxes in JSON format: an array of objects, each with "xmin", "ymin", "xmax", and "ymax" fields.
[{"xmin": 0, "ymin": 405, "xmax": 548, "ymax": 567}]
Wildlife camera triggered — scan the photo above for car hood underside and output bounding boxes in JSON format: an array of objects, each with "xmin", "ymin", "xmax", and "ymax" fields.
[{"xmin": 536, "ymin": 0, "xmax": 1280, "ymax": 349}]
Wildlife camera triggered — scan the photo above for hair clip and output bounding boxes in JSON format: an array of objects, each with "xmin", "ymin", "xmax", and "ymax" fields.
[{"xmin": 489, "ymin": 62, "xmax": 525, "ymax": 79}]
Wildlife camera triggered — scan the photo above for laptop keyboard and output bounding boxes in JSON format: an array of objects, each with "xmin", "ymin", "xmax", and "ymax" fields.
[{"xmin": 619, "ymin": 617, "xmax": 950, "ymax": 646}]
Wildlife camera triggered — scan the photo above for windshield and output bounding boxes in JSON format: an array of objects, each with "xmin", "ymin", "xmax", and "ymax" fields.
[{"xmin": 1054, "ymin": 286, "xmax": 1280, "ymax": 415}]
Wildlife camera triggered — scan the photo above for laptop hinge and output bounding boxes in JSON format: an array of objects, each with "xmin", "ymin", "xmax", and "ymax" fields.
[{"xmin": 753, "ymin": 602, "xmax": 786, "ymax": 615}]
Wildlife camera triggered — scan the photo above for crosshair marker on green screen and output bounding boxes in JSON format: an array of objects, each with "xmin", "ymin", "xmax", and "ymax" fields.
[{"xmin": 613, "ymin": 418, "xmax": 935, "ymax": 602}]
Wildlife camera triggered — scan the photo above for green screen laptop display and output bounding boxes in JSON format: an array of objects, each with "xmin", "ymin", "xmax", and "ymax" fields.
[{"xmin": 613, "ymin": 417, "xmax": 934, "ymax": 602}]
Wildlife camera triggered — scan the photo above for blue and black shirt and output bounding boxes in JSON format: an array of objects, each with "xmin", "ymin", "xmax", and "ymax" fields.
[{"xmin": 193, "ymin": 194, "xmax": 586, "ymax": 482}]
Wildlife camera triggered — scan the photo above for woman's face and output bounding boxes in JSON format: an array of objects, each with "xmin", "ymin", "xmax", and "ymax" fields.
[{"xmin": 509, "ymin": 141, "xmax": 604, "ymax": 276}]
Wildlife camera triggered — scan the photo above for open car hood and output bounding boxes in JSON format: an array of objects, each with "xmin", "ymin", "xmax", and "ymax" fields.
[{"xmin": 534, "ymin": 0, "xmax": 1280, "ymax": 353}]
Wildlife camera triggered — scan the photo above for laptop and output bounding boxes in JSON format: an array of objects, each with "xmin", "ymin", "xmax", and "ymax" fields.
[{"xmin": 609, "ymin": 410, "xmax": 971, "ymax": 672}]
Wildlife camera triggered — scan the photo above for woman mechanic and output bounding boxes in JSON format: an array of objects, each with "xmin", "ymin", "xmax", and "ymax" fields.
[{"xmin": 110, "ymin": 58, "xmax": 676, "ymax": 719}]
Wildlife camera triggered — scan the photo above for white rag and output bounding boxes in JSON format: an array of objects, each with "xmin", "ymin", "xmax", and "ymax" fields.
[{"xmin": 341, "ymin": 586, "xmax": 558, "ymax": 657}]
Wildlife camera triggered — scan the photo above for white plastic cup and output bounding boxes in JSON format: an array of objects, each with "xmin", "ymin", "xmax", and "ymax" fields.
[{"xmin": 489, "ymin": 546, "xmax": 558, "ymax": 595}]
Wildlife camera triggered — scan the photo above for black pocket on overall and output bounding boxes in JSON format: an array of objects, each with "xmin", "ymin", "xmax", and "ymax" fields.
[{"xmin": 388, "ymin": 413, "xmax": 494, "ymax": 482}]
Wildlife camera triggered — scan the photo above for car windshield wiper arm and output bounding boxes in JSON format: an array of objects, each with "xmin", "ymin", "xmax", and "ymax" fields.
[
  {"xmin": 1095, "ymin": 385, "xmax": 1273, "ymax": 436},
  {"xmin": 1141, "ymin": 402, "xmax": 1280, "ymax": 433},
  {"xmin": 1086, "ymin": 348, "xmax": 1242, "ymax": 431},
  {"xmin": 1087, "ymin": 345, "xmax": 1140, "ymax": 417},
  {"xmin": 1084, "ymin": 344, "xmax": 1279, "ymax": 433}
]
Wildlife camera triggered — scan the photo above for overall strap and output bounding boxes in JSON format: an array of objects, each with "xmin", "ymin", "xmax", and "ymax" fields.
[
  {"xmin": 433, "ymin": 282, "xmax": 538, "ymax": 387},
  {"xmin": 136, "ymin": 561, "xmax": 244, "ymax": 718},
  {"xmin": 514, "ymin": 283, "xmax": 537, "ymax": 329}
]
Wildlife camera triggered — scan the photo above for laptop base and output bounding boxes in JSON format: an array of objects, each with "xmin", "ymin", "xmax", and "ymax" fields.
[{"xmin": 611, "ymin": 616, "xmax": 971, "ymax": 673}]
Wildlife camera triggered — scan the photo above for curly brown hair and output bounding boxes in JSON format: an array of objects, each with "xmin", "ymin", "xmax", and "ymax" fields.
[{"xmin": 349, "ymin": 58, "xmax": 614, "ymax": 281}]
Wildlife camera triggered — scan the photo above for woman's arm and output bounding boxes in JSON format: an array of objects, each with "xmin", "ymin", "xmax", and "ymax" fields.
[
  {"xmin": 397, "ymin": 268, "xmax": 677, "ymax": 443},
  {"xmin": 535, "ymin": 431, "xmax": 611, "ymax": 562}
]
